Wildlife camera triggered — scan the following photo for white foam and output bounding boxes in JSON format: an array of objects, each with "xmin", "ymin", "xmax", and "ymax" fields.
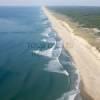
[
  {"xmin": 47, "ymin": 28, "xmax": 52, "ymax": 33},
  {"xmin": 33, "ymin": 48, "xmax": 53, "ymax": 57},
  {"xmin": 33, "ymin": 42, "xmax": 56, "ymax": 58},
  {"xmin": 41, "ymin": 39, "xmax": 47, "ymax": 42},
  {"xmin": 40, "ymin": 13, "xmax": 47, "ymax": 19},
  {"xmin": 42, "ymin": 28, "xmax": 51, "ymax": 37},
  {"xmin": 93, "ymin": 28, "xmax": 100, "ymax": 33},
  {"xmin": 42, "ymin": 32, "xmax": 49, "ymax": 37},
  {"xmin": 56, "ymin": 40, "xmax": 63, "ymax": 49},
  {"xmin": 61, "ymin": 61, "xmax": 74, "ymax": 67},
  {"xmin": 53, "ymin": 48, "xmax": 62, "ymax": 58},
  {"xmin": 52, "ymin": 40, "xmax": 63, "ymax": 58},
  {"xmin": 39, "ymin": 39, "xmax": 63, "ymax": 58},
  {"xmin": 42, "ymin": 20, "xmax": 49, "ymax": 25},
  {"xmin": 57, "ymin": 90, "xmax": 80, "ymax": 100},
  {"xmin": 75, "ymin": 69, "xmax": 80, "ymax": 90},
  {"xmin": 44, "ymin": 58, "xmax": 69, "ymax": 76},
  {"xmin": 41, "ymin": 37, "xmax": 56, "ymax": 43},
  {"xmin": 56, "ymin": 69, "xmax": 80, "ymax": 100},
  {"xmin": 68, "ymin": 94, "xmax": 77, "ymax": 100}
]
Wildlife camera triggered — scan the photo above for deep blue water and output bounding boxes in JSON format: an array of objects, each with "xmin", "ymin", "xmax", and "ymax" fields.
[{"xmin": 0, "ymin": 7, "xmax": 80, "ymax": 100}]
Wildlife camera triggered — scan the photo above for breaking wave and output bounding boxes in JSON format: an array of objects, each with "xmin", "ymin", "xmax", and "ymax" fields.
[
  {"xmin": 44, "ymin": 58, "xmax": 69, "ymax": 76},
  {"xmin": 33, "ymin": 41, "xmax": 56, "ymax": 58},
  {"xmin": 32, "ymin": 9, "xmax": 81, "ymax": 100}
]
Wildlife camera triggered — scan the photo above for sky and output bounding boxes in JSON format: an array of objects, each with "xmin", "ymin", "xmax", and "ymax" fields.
[{"xmin": 0, "ymin": 0, "xmax": 100, "ymax": 6}]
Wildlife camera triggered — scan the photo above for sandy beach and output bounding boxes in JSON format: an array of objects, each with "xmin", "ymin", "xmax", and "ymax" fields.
[{"xmin": 43, "ymin": 7, "xmax": 100, "ymax": 100}]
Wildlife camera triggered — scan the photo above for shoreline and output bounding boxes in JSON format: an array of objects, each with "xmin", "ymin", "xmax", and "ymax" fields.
[
  {"xmin": 43, "ymin": 7, "xmax": 100, "ymax": 100},
  {"xmin": 48, "ymin": 8, "xmax": 100, "ymax": 53},
  {"xmin": 48, "ymin": 10, "xmax": 100, "ymax": 59}
]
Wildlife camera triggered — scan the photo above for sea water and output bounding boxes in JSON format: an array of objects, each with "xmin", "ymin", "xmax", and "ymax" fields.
[{"xmin": 0, "ymin": 7, "xmax": 81, "ymax": 100}]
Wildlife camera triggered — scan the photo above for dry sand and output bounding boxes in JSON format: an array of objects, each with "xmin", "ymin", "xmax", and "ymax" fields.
[{"xmin": 43, "ymin": 7, "xmax": 100, "ymax": 100}]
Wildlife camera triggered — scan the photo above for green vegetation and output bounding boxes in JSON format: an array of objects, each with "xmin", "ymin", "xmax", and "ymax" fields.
[
  {"xmin": 48, "ymin": 6, "xmax": 100, "ymax": 51},
  {"xmin": 48, "ymin": 6, "xmax": 100, "ymax": 33}
]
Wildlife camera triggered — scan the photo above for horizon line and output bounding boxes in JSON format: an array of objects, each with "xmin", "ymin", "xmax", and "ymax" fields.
[{"xmin": 0, "ymin": 5, "xmax": 100, "ymax": 7}]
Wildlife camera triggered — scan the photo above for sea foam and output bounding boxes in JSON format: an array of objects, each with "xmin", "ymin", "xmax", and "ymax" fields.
[
  {"xmin": 33, "ymin": 41, "xmax": 56, "ymax": 58},
  {"xmin": 44, "ymin": 58, "xmax": 69, "ymax": 76}
]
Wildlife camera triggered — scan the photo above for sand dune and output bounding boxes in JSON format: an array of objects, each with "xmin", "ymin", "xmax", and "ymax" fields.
[{"xmin": 43, "ymin": 7, "xmax": 100, "ymax": 100}]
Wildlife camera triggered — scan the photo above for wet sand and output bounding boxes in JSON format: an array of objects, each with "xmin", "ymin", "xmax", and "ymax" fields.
[{"xmin": 43, "ymin": 7, "xmax": 100, "ymax": 100}]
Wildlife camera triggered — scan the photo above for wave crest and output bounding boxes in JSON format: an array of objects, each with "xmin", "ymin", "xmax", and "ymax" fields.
[{"xmin": 44, "ymin": 58, "xmax": 69, "ymax": 76}]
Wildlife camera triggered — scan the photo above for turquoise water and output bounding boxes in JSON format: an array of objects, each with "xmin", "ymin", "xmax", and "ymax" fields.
[{"xmin": 0, "ymin": 7, "xmax": 80, "ymax": 100}]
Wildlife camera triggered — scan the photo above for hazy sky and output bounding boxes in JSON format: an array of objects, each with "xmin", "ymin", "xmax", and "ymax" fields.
[{"xmin": 0, "ymin": 0, "xmax": 100, "ymax": 6}]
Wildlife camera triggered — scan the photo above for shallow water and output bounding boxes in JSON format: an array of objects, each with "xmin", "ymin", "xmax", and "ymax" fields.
[{"xmin": 0, "ymin": 7, "xmax": 80, "ymax": 100}]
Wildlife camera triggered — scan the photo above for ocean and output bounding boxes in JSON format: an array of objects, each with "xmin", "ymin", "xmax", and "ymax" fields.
[{"xmin": 0, "ymin": 7, "xmax": 80, "ymax": 100}]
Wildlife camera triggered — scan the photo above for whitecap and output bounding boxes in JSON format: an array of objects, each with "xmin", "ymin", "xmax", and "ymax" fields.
[
  {"xmin": 47, "ymin": 37, "xmax": 56, "ymax": 42},
  {"xmin": 41, "ymin": 28, "xmax": 51, "ymax": 37},
  {"xmin": 44, "ymin": 58, "xmax": 69, "ymax": 76},
  {"xmin": 52, "ymin": 40, "xmax": 63, "ymax": 58},
  {"xmin": 41, "ymin": 38, "xmax": 47, "ymax": 42},
  {"xmin": 53, "ymin": 48, "xmax": 62, "ymax": 58},
  {"xmin": 33, "ymin": 48, "xmax": 52, "ymax": 57},
  {"xmin": 56, "ymin": 40, "xmax": 63, "ymax": 48},
  {"xmin": 41, "ymin": 37, "xmax": 56, "ymax": 44},
  {"xmin": 75, "ymin": 69, "xmax": 80, "ymax": 90},
  {"xmin": 33, "ymin": 42, "xmax": 56, "ymax": 58},
  {"xmin": 42, "ymin": 32, "xmax": 49, "ymax": 37},
  {"xmin": 57, "ymin": 90, "xmax": 80, "ymax": 100}
]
